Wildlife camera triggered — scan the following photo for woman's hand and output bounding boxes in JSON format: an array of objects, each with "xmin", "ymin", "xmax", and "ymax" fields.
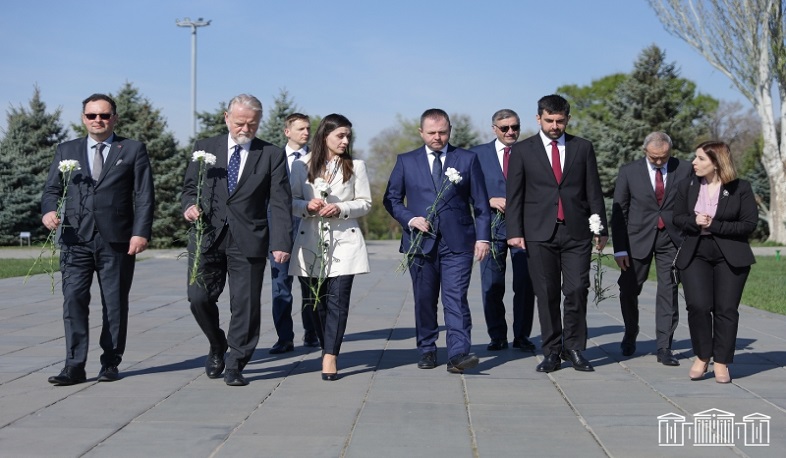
[
  {"xmin": 307, "ymin": 198, "xmax": 326, "ymax": 213},
  {"xmin": 318, "ymin": 203, "xmax": 341, "ymax": 217}
]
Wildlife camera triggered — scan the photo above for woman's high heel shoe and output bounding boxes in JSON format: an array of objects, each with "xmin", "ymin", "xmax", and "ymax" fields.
[
  {"xmin": 689, "ymin": 358, "xmax": 709, "ymax": 381},
  {"xmin": 714, "ymin": 363, "xmax": 731, "ymax": 384},
  {"xmin": 321, "ymin": 372, "xmax": 338, "ymax": 381},
  {"xmin": 322, "ymin": 353, "xmax": 338, "ymax": 381}
]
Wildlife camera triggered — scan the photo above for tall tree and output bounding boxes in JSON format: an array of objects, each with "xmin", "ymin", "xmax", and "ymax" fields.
[
  {"xmin": 192, "ymin": 102, "xmax": 228, "ymax": 143},
  {"xmin": 558, "ymin": 73, "xmax": 628, "ymax": 138},
  {"xmin": 258, "ymin": 89, "xmax": 299, "ymax": 147},
  {"xmin": 649, "ymin": 0, "xmax": 786, "ymax": 242},
  {"xmin": 449, "ymin": 113, "xmax": 481, "ymax": 149},
  {"xmin": 0, "ymin": 87, "xmax": 67, "ymax": 245}
]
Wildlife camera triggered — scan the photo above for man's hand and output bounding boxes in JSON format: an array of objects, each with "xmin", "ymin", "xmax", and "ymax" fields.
[
  {"xmin": 489, "ymin": 197, "xmax": 506, "ymax": 213},
  {"xmin": 474, "ymin": 241, "xmax": 490, "ymax": 261},
  {"xmin": 508, "ymin": 237, "xmax": 526, "ymax": 249},
  {"xmin": 128, "ymin": 236, "xmax": 148, "ymax": 255},
  {"xmin": 42, "ymin": 211, "xmax": 60, "ymax": 231},
  {"xmin": 183, "ymin": 205, "xmax": 200, "ymax": 222},
  {"xmin": 595, "ymin": 235, "xmax": 609, "ymax": 252},
  {"xmin": 615, "ymin": 254, "xmax": 630, "ymax": 271},
  {"xmin": 409, "ymin": 216, "xmax": 431, "ymax": 233},
  {"xmin": 272, "ymin": 251, "xmax": 290, "ymax": 263}
]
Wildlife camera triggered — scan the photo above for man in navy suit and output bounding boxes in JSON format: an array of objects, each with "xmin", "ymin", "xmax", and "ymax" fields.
[
  {"xmin": 611, "ymin": 132, "xmax": 691, "ymax": 365},
  {"xmin": 384, "ymin": 109, "xmax": 491, "ymax": 374},
  {"xmin": 42, "ymin": 93, "xmax": 155, "ymax": 385},
  {"xmin": 471, "ymin": 109, "xmax": 536, "ymax": 352},
  {"xmin": 507, "ymin": 95, "xmax": 608, "ymax": 373}
]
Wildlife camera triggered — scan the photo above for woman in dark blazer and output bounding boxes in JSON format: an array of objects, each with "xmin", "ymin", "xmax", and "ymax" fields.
[{"xmin": 673, "ymin": 141, "xmax": 757, "ymax": 383}]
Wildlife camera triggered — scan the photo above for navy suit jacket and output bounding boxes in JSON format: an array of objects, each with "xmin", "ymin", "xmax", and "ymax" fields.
[
  {"xmin": 384, "ymin": 144, "xmax": 491, "ymax": 254},
  {"xmin": 471, "ymin": 140, "xmax": 508, "ymax": 241},
  {"xmin": 182, "ymin": 135, "xmax": 293, "ymax": 257},
  {"xmin": 41, "ymin": 135, "xmax": 154, "ymax": 245}
]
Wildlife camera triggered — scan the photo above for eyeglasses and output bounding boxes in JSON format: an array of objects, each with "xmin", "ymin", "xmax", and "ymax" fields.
[
  {"xmin": 494, "ymin": 124, "xmax": 520, "ymax": 133},
  {"xmin": 84, "ymin": 113, "xmax": 112, "ymax": 120}
]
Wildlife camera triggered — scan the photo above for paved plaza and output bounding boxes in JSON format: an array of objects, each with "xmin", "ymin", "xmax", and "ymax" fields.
[{"xmin": 0, "ymin": 241, "xmax": 784, "ymax": 457}]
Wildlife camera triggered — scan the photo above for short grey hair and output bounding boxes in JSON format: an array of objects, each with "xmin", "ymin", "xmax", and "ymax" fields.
[
  {"xmin": 227, "ymin": 94, "xmax": 263, "ymax": 114},
  {"xmin": 492, "ymin": 109, "xmax": 519, "ymax": 124},
  {"xmin": 642, "ymin": 131, "xmax": 672, "ymax": 150}
]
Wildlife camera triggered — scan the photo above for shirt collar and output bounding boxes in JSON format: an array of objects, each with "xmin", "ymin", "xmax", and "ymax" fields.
[{"xmin": 539, "ymin": 130, "xmax": 564, "ymax": 148}]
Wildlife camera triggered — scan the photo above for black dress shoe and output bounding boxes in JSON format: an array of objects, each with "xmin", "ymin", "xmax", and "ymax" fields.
[
  {"xmin": 560, "ymin": 349, "xmax": 594, "ymax": 372},
  {"xmin": 48, "ymin": 366, "xmax": 87, "ymax": 386},
  {"xmin": 303, "ymin": 333, "xmax": 320, "ymax": 348},
  {"xmin": 536, "ymin": 354, "xmax": 561, "ymax": 373},
  {"xmin": 224, "ymin": 369, "xmax": 248, "ymax": 386},
  {"xmin": 417, "ymin": 351, "xmax": 437, "ymax": 369},
  {"xmin": 269, "ymin": 340, "xmax": 295, "ymax": 354},
  {"xmin": 97, "ymin": 365, "xmax": 120, "ymax": 382},
  {"xmin": 513, "ymin": 337, "xmax": 536, "ymax": 352},
  {"xmin": 205, "ymin": 348, "xmax": 226, "ymax": 379},
  {"xmin": 446, "ymin": 353, "xmax": 479, "ymax": 374},
  {"xmin": 486, "ymin": 339, "xmax": 509, "ymax": 351},
  {"xmin": 321, "ymin": 372, "xmax": 338, "ymax": 381},
  {"xmin": 620, "ymin": 330, "xmax": 637, "ymax": 356},
  {"xmin": 657, "ymin": 349, "xmax": 680, "ymax": 366}
]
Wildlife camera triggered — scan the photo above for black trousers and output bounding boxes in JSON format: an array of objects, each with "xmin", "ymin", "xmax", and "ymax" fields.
[
  {"xmin": 680, "ymin": 236, "xmax": 749, "ymax": 364},
  {"xmin": 301, "ymin": 275, "xmax": 354, "ymax": 356}
]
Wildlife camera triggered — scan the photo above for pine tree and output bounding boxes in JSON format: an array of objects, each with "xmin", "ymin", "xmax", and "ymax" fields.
[
  {"xmin": 449, "ymin": 113, "xmax": 481, "ymax": 150},
  {"xmin": 0, "ymin": 87, "xmax": 67, "ymax": 245},
  {"xmin": 258, "ymin": 89, "xmax": 299, "ymax": 147}
]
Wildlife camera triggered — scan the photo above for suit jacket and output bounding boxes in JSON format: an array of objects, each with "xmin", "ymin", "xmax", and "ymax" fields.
[
  {"xmin": 673, "ymin": 177, "xmax": 757, "ymax": 269},
  {"xmin": 611, "ymin": 156, "xmax": 691, "ymax": 258},
  {"xmin": 288, "ymin": 155, "xmax": 371, "ymax": 277},
  {"xmin": 471, "ymin": 140, "xmax": 508, "ymax": 241},
  {"xmin": 41, "ymin": 135, "xmax": 154, "ymax": 245},
  {"xmin": 383, "ymin": 144, "xmax": 491, "ymax": 254},
  {"xmin": 506, "ymin": 133, "xmax": 607, "ymax": 242},
  {"xmin": 181, "ymin": 135, "xmax": 292, "ymax": 257}
]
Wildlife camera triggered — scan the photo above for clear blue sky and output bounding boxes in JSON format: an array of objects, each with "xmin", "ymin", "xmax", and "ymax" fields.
[{"xmin": 0, "ymin": 0, "xmax": 748, "ymax": 153}]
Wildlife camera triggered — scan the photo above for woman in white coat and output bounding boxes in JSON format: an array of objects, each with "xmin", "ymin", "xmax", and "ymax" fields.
[{"xmin": 289, "ymin": 114, "xmax": 371, "ymax": 381}]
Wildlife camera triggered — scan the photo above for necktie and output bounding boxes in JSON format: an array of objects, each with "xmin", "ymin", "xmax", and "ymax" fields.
[
  {"xmin": 92, "ymin": 143, "xmax": 106, "ymax": 180},
  {"xmin": 431, "ymin": 151, "xmax": 443, "ymax": 189},
  {"xmin": 293, "ymin": 151, "xmax": 302, "ymax": 160},
  {"xmin": 551, "ymin": 141, "xmax": 564, "ymax": 221},
  {"xmin": 503, "ymin": 146, "xmax": 511, "ymax": 179},
  {"xmin": 655, "ymin": 167, "xmax": 665, "ymax": 229},
  {"xmin": 228, "ymin": 145, "xmax": 241, "ymax": 194}
]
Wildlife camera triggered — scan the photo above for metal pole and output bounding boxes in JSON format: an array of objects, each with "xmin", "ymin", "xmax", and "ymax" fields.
[{"xmin": 176, "ymin": 17, "xmax": 211, "ymax": 140}]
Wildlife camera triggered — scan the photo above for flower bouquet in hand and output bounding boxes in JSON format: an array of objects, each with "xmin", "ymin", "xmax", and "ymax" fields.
[
  {"xmin": 589, "ymin": 213, "xmax": 615, "ymax": 307},
  {"xmin": 397, "ymin": 167, "xmax": 462, "ymax": 273},
  {"xmin": 188, "ymin": 151, "xmax": 216, "ymax": 286},
  {"xmin": 26, "ymin": 160, "xmax": 81, "ymax": 293},
  {"xmin": 304, "ymin": 177, "xmax": 332, "ymax": 309}
]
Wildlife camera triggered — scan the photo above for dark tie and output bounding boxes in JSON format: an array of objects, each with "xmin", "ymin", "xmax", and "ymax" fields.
[
  {"xmin": 503, "ymin": 146, "xmax": 511, "ymax": 179},
  {"xmin": 293, "ymin": 151, "xmax": 302, "ymax": 160},
  {"xmin": 655, "ymin": 167, "xmax": 665, "ymax": 229},
  {"xmin": 551, "ymin": 141, "xmax": 564, "ymax": 221},
  {"xmin": 228, "ymin": 145, "xmax": 241, "ymax": 194},
  {"xmin": 92, "ymin": 143, "xmax": 106, "ymax": 179},
  {"xmin": 431, "ymin": 151, "xmax": 443, "ymax": 189}
]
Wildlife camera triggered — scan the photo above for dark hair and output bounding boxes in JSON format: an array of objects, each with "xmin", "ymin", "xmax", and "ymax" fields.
[
  {"xmin": 82, "ymin": 93, "xmax": 117, "ymax": 114},
  {"xmin": 308, "ymin": 113, "xmax": 354, "ymax": 183},
  {"xmin": 420, "ymin": 108, "xmax": 450, "ymax": 128},
  {"xmin": 695, "ymin": 140, "xmax": 738, "ymax": 184},
  {"xmin": 537, "ymin": 94, "xmax": 570, "ymax": 117},
  {"xmin": 285, "ymin": 112, "xmax": 309, "ymax": 127}
]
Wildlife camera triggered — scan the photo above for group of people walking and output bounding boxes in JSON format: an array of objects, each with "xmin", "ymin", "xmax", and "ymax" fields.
[{"xmin": 40, "ymin": 92, "xmax": 757, "ymax": 388}]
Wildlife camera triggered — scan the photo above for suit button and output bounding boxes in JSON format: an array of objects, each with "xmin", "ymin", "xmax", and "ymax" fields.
[
  {"xmin": 351, "ymin": 229, "xmax": 355, "ymax": 233},
  {"xmin": 300, "ymin": 231, "xmax": 305, "ymax": 234}
]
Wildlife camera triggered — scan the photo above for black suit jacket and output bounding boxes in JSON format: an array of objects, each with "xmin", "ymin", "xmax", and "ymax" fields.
[
  {"xmin": 181, "ymin": 135, "xmax": 293, "ymax": 257},
  {"xmin": 673, "ymin": 177, "xmax": 757, "ymax": 269},
  {"xmin": 611, "ymin": 156, "xmax": 691, "ymax": 258},
  {"xmin": 506, "ymin": 133, "xmax": 607, "ymax": 242},
  {"xmin": 41, "ymin": 135, "xmax": 154, "ymax": 244}
]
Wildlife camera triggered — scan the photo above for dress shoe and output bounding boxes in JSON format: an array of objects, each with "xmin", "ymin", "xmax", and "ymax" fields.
[
  {"xmin": 560, "ymin": 349, "xmax": 594, "ymax": 372},
  {"xmin": 714, "ymin": 362, "xmax": 732, "ymax": 384},
  {"xmin": 303, "ymin": 333, "xmax": 320, "ymax": 348},
  {"xmin": 486, "ymin": 339, "xmax": 509, "ymax": 351},
  {"xmin": 205, "ymin": 347, "xmax": 226, "ymax": 379},
  {"xmin": 321, "ymin": 372, "xmax": 338, "ymax": 381},
  {"xmin": 224, "ymin": 369, "xmax": 248, "ymax": 386},
  {"xmin": 269, "ymin": 340, "xmax": 295, "ymax": 354},
  {"xmin": 689, "ymin": 358, "xmax": 709, "ymax": 381},
  {"xmin": 417, "ymin": 351, "xmax": 437, "ymax": 369},
  {"xmin": 620, "ymin": 330, "xmax": 637, "ymax": 356},
  {"xmin": 446, "ymin": 353, "xmax": 479, "ymax": 374},
  {"xmin": 536, "ymin": 354, "xmax": 561, "ymax": 373},
  {"xmin": 656, "ymin": 349, "xmax": 680, "ymax": 366},
  {"xmin": 97, "ymin": 365, "xmax": 120, "ymax": 382},
  {"xmin": 48, "ymin": 366, "xmax": 87, "ymax": 386},
  {"xmin": 513, "ymin": 337, "xmax": 536, "ymax": 352}
]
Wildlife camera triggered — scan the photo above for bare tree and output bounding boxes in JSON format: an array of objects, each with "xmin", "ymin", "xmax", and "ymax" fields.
[{"xmin": 649, "ymin": 0, "xmax": 786, "ymax": 242}]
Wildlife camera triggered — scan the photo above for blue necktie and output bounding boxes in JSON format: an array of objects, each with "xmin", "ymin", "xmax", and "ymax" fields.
[
  {"xmin": 431, "ymin": 151, "xmax": 442, "ymax": 189},
  {"xmin": 228, "ymin": 145, "xmax": 241, "ymax": 194}
]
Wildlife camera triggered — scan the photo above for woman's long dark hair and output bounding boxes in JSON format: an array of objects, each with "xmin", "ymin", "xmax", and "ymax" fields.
[{"xmin": 308, "ymin": 113, "xmax": 354, "ymax": 184}]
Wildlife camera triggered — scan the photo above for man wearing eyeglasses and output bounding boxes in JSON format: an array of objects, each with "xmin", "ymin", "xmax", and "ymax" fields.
[
  {"xmin": 470, "ymin": 109, "xmax": 536, "ymax": 353},
  {"xmin": 41, "ymin": 93, "xmax": 155, "ymax": 386}
]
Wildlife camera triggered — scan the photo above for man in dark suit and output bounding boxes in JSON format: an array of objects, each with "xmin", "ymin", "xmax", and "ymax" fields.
[
  {"xmin": 269, "ymin": 113, "xmax": 318, "ymax": 354},
  {"xmin": 384, "ymin": 109, "xmax": 491, "ymax": 374},
  {"xmin": 470, "ymin": 109, "xmax": 536, "ymax": 352},
  {"xmin": 507, "ymin": 94, "xmax": 607, "ymax": 373},
  {"xmin": 612, "ymin": 132, "xmax": 690, "ymax": 365},
  {"xmin": 182, "ymin": 94, "xmax": 292, "ymax": 386},
  {"xmin": 42, "ymin": 93, "xmax": 155, "ymax": 385}
]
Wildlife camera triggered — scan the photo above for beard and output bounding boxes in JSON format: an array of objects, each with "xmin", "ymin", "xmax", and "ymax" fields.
[{"xmin": 232, "ymin": 132, "xmax": 254, "ymax": 144}]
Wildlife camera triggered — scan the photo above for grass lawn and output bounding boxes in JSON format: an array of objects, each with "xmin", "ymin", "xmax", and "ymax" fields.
[{"xmin": 0, "ymin": 257, "xmax": 58, "ymax": 280}]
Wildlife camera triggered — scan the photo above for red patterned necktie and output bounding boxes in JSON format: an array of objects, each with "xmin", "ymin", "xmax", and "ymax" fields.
[
  {"xmin": 551, "ymin": 141, "xmax": 564, "ymax": 221},
  {"xmin": 502, "ymin": 146, "xmax": 511, "ymax": 179},
  {"xmin": 655, "ymin": 167, "xmax": 665, "ymax": 229}
]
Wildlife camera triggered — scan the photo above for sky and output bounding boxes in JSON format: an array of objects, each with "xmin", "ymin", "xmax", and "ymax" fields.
[{"xmin": 0, "ymin": 0, "xmax": 749, "ymax": 154}]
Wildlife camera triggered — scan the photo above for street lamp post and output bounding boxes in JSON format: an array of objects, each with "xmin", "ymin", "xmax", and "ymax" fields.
[{"xmin": 176, "ymin": 17, "xmax": 211, "ymax": 140}]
